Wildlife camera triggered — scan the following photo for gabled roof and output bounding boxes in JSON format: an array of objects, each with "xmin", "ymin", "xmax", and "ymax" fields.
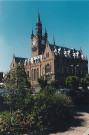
[{"xmin": 15, "ymin": 57, "xmax": 27, "ymax": 64}]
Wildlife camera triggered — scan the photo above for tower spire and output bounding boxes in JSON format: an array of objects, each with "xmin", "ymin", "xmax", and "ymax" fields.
[
  {"xmin": 36, "ymin": 11, "xmax": 42, "ymax": 36},
  {"xmin": 38, "ymin": 10, "xmax": 40, "ymax": 22},
  {"xmin": 31, "ymin": 29, "xmax": 34, "ymax": 38}
]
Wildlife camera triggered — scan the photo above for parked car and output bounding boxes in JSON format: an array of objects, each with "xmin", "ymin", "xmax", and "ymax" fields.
[
  {"xmin": 56, "ymin": 89, "xmax": 62, "ymax": 94},
  {"xmin": 61, "ymin": 89, "xmax": 70, "ymax": 95}
]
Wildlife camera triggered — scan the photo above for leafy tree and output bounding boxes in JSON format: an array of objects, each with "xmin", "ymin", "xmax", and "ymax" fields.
[
  {"xmin": 3, "ymin": 64, "xmax": 31, "ymax": 113},
  {"xmin": 40, "ymin": 86, "xmax": 56, "ymax": 95},
  {"xmin": 66, "ymin": 76, "xmax": 79, "ymax": 90},
  {"xmin": 85, "ymin": 73, "xmax": 89, "ymax": 85},
  {"xmin": 50, "ymin": 80, "xmax": 58, "ymax": 89},
  {"xmin": 79, "ymin": 78, "xmax": 87, "ymax": 90},
  {"xmin": 37, "ymin": 76, "xmax": 47, "ymax": 89}
]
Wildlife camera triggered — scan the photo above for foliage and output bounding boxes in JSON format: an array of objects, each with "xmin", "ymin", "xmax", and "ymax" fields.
[
  {"xmin": 37, "ymin": 76, "xmax": 47, "ymax": 89},
  {"xmin": 50, "ymin": 80, "xmax": 58, "ymax": 89},
  {"xmin": 85, "ymin": 73, "xmax": 89, "ymax": 85},
  {"xmin": 47, "ymin": 94, "xmax": 72, "ymax": 124},
  {"xmin": 31, "ymin": 93, "xmax": 72, "ymax": 128},
  {"xmin": 79, "ymin": 78, "xmax": 87, "ymax": 90},
  {"xmin": 3, "ymin": 64, "xmax": 31, "ymax": 112},
  {"xmin": 24, "ymin": 91, "xmax": 34, "ymax": 113},
  {"xmin": 0, "ymin": 110, "xmax": 36, "ymax": 135},
  {"xmin": 40, "ymin": 86, "xmax": 56, "ymax": 95},
  {"xmin": 66, "ymin": 76, "xmax": 79, "ymax": 90}
]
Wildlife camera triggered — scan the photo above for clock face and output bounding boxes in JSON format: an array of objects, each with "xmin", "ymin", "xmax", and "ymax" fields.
[
  {"xmin": 33, "ymin": 40, "xmax": 36, "ymax": 45},
  {"xmin": 41, "ymin": 40, "xmax": 45, "ymax": 45}
]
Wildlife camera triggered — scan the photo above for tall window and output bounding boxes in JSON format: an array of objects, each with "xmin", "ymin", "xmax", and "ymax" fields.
[
  {"xmin": 45, "ymin": 64, "xmax": 51, "ymax": 80},
  {"xmin": 27, "ymin": 71, "xmax": 29, "ymax": 78},
  {"xmin": 34, "ymin": 69, "xmax": 36, "ymax": 81},
  {"xmin": 45, "ymin": 64, "xmax": 51, "ymax": 74},
  {"xmin": 37, "ymin": 68, "xmax": 39, "ymax": 78},
  {"xmin": 46, "ymin": 52, "xmax": 49, "ymax": 58},
  {"xmin": 32, "ymin": 69, "xmax": 34, "ymax": 81}
]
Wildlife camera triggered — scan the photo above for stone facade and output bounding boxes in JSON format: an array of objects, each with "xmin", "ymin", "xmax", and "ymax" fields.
[{"xmin": 10, "ymin": 12, "xmax": 88, "ymax": 87}]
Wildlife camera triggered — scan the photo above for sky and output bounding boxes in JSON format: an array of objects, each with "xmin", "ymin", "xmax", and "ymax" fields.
[{"xmin": 0, "ymin": 1, "xmax": 89, "ymax": 73}]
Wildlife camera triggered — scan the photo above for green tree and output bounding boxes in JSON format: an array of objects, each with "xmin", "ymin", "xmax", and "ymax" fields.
[
  {"xmin": 50, "ymin": 80, "xmax": 58, "ymax": 89},
  {"xmin": 79, "ymin": 78, "xmax": 87, "ymax": 90},
  {"xmin": 3, "ymin": 64, "xmax": 31, "ymax": 113},
  {"xmin": 66, "ymin": 76, "xmax": 79, "ymax": 90},
  {"xmin": 85, "ymin": 73, "xmax": 89, "ymax": 86},
  {"xmin": 37, "ymin": 76, "xmax": 47, "ymax": 89}
]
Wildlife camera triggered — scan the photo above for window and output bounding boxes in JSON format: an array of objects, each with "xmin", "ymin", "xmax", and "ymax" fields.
[
  {"xmin": 45, "ymin": 64, "xmax": 51, "ymax": 73},
  {"xmin": 46, "ymin": 52, "xmax": 49, "ymax": 58},
  {"xmin": 27, "ymin": 71, "xmax": 29, "ymax": 78},
  {"xmin": 32, "ymin": 69, "xmax": 34, "ymax": 81},
  {"xmin": 34, "ymin": 69, "xmax": 36, "ymax": 81},
  {"xmin": 45, "ymin": 64, "xmax": 51, "ymax": 80},
  {"xmin": 37, "ymin": 68, "xmax": 39, "ymax": 78}
]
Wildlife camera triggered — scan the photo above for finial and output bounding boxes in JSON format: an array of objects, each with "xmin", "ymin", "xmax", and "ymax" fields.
[
  {"xmin": 13, "ymin": 53, "xmax": 15, "ymax": 58},
  {"xmin": 45, "ymin": 28, "xmax": 47, "ymax": 33},
  {"xmin": 31, "ymin": 29, "xmax": 34, "ymax": 37},
  {"xmin": 38, "ymin": 10, "xmax": 40, "ymax": 22},
  {"xmin": 80, "ymin": 47, "xmax": 82, "ymax": 53},
  {"xmin": 53, "ymin": 35, "xmax": 55, "ymax": 45}
]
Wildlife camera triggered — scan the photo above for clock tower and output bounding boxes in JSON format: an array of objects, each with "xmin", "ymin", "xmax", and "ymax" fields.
[{"xmin": 31, "ymin": 11, "xmax": 47, "ymax": 57}]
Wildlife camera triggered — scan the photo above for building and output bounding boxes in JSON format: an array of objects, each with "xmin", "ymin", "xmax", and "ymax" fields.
[{"xmin": 10, "ymin": 12, "xmax": 88, "ymax": 87}]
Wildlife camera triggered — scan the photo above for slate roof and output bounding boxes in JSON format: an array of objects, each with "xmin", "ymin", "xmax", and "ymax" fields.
[
  {"xmin": 49, "ymin": 44, "xmax": 77, "ymax": 52},
  {"xmin": 15, "ymin": 57, "xmax": 27, "ymax": 64}
]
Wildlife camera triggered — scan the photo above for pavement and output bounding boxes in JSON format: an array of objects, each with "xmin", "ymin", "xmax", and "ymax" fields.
[{"xmin": 50, "ymin": 105, "xmax": 89, "ymax": 135}]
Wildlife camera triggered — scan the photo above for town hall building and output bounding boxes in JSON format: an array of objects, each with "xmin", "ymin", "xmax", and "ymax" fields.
[{"xmin": 10, "ymin": 12, "xmax": 88, "ymax": 87}]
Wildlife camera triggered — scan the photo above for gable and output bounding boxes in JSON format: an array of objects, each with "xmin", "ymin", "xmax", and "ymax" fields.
[{"xmin": 43, "ymin": 42, "xmax": 54, "ymax": 60}]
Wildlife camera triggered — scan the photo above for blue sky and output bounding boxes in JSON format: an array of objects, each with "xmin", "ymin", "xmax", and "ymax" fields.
[{"xmin": 0, "ymin": 1, "xmax": 89, "ymax": 73}]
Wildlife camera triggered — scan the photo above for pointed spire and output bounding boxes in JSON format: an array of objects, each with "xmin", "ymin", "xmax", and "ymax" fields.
[
  {"xmin": 45, "ymin": 28, "xmax": 47, "ymax": 33},
  {"xmin": 13, "ymin": 53, "xmax": 15, "ymax": 59},
  {"xmin": 45, "ymin": 28, "xmax": 47, "ymax": 36},
  {"xmin": 53, "ymin": 35, "xmax": 55, "ymax": 46},
  {"xmin": 79, "ymin": 47, "xmax": 82, "ymax": 53},
  {"xmin": 38, "ymin": 10, "xmax": 40, "ymax": 22},
  {"xmin": 31, "ymin": 29, "xmax": 34, "ymax": 38}
]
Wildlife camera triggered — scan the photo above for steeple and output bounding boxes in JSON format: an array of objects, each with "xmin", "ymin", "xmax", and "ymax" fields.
[
  {"xmin": 36, "ymin": 11, "xmax": 42, "ymax": 36},
  {"xmin": 38, "ymin": 10, "xmax": 40, "ymax": 23},
  {"xmin": 53, "ymin": 35, "xmax": 55, "ymax": 46},
  {"xmin": 31, "ymin": 29, "xmax": 34, "ymax": 38},
  {"xmin": 45, "ymin": 28, "xmax": 48, "ymax": 42}
]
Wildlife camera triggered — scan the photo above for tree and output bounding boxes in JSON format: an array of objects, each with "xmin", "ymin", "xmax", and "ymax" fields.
[
  {"xmin": 66, "ymin": 76, "xmax": 79, "ymax": 90},
  {"xmin": 85, "ymin": 74, "xmax": 89, "ymax": 86},
  {"xmin": 79, "ymin": 78, "xmax": 87, "ymax": 90},
  {"xmin": 3, "ymin": 64, "xmax": 31, "ymax": 113},
  {"xmin": 50, "ymin": 80, "xmax": 58, "ymax": 89},
  {"xmin": 37, "ymin": 76, "xmax": 47, "ymax": 89}
]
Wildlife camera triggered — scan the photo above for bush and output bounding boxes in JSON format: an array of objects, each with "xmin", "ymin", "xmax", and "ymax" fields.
[
  {"xmin": 40, "ymin": 86, "xmax": 56, "ymax": 95},
  {"xmin": 66, "ymin": 76, "xmax": 79, "ymax": 90}
]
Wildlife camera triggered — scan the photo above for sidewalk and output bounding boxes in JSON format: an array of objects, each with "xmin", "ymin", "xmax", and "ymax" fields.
[{"xmin": 50, "ymin": 105, "xmax": 89, "ymax": 135}]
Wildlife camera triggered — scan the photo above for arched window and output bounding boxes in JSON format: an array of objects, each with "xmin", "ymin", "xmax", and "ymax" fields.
[
  {"xmin": 45, "ymin": 64, "xmax": 51, "ymax": 74},
  {"xmin": 45, "ymin": 64, "xmax": 51, "ymax": 80},
  {"xmin": 34, "ymin": 69, "xmax": 36, "ymax": 81},
  {"xmin": 32, "ymin": 69, "xmax": 34, "ymax": 81},
  {"xmin": 37, "ymin": 68, "xmax": 39, "ymax": 78}
]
